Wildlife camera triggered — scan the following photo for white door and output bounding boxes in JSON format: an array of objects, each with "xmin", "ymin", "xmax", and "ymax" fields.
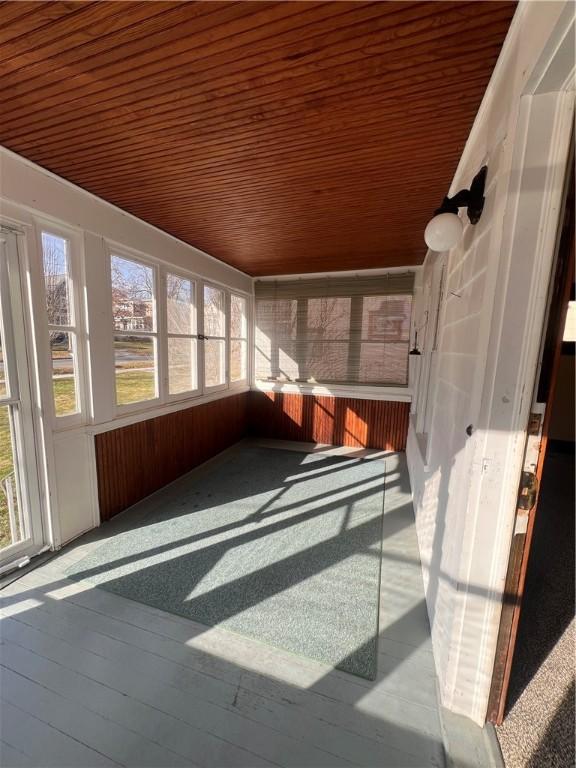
[{"xmin": 0, "ymin": 228, "xmax": 44, "ymax": 568}]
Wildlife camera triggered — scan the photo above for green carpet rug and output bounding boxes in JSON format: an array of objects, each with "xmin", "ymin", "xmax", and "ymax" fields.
[{"xmin": 66, "ymin": 446, "xmax": 386, "ymax": 679}]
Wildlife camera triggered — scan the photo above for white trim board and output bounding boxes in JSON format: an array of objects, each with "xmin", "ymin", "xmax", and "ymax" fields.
[
  {"xmin": 405, "ymin": 0, "xmax": 575, "ymax": 725},
  {"xmin": 465, "ymin": 89, "xmax": 574, "ymax": 722},
  {"xmin": 255, "ymin": 266, "xmax": 421, "ymax": 281},
  {"xmin": 253, "ymin": 381, "xmax": 412, "ymax": 403},
  {"xmin": 85, "ymin": 385, "xmax": 251, "ymax": 436}
]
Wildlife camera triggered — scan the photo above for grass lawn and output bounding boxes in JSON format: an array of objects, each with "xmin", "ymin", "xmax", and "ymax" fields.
[
  {"xmin": 115, "ymin": 369, "xmax": 156, "ymax": 405},
  {"xmin": 114, "ymin": 339, "xmax": 151, "ymax": 352},
  {"xmin": 0, "ymin": 369, "xmax": 155, "ymax": 549},
  {"xmin": 0, "ymin": 405, "xmax": 14, "ymax": 549},
  {"xmin": 53, "ymin": 376, "xmax": 77, "ymax": 416}
]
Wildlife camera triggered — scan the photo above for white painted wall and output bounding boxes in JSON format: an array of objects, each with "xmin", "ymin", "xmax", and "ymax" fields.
[
  {"xmin": 0, "ymin": 148, "xmax": 253, "ymax": 546},
  {"xmin": 407, "ymin": 1, "xmax": 574, "ymax": 724}
]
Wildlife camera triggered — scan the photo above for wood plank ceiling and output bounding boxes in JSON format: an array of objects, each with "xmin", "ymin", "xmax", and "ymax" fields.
[{"xmin": 0, "ymin": 1, "xmax": 516, "ymax": 276}]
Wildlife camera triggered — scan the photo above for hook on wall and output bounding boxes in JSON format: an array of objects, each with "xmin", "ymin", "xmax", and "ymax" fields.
[{"xmin": 409, "ymin": 311, "xmax": 428, "ymax": 356}]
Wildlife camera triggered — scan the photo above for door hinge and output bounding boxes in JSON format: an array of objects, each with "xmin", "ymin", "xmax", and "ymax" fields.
[
  {"xmin": 517, "ymin": 470, "xmax": 538, "ymax": 511},
  {"xmin": 527, "ymin": 412, "xmax": 542, "ymax": 436}
]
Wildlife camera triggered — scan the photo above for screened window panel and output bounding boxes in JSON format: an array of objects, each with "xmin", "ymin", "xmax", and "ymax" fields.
[
  {"xmin": 50, "ymin": 331, "xmax": 79, "ymax": 416},
  {"xmin": 114, "ymin": 335, "xmax": 156, "ymax": 405},
  {"xmin": 230, "ymin": 294, "xmax": 247, "ymax": 339},
  {"xmin": 204, "ymin": 285, "xmax": 225, "ymax": 337},
  {"xmin": 42, "ymin": 233, "xmax": 72, "ymax": 326},
  {"xmin": 167, "ymin": 274, "xmax": 194, "ymax": 335},
  {"xmin": 230, "ymin": 294, "xmax": 248, "ymax": 383},
  {"xmin": 255, "ymin": 275, "xmax": 413, "ymax": 387},
  {"xmin": 205, "ymin": 339, "xmax": 226, "ymax": 387},
  {"xmin": 41, "ymin": 231, "xmax": 84, "ymax": 419},
  {"xmin": 111, "ymin": 255, "xmax": 155, "ymax": 332},
  {"xmin": 361, "ymin": 296, "xmax": 411, "ymax": 342},
  {"xmin": 230, "ymin": 339, "xmax": 247, "ymax": 382},
  {"xmin": 306, "ymin": 298, "xmax": 351, "ymax": 339},
  {"xmin": 358, "ymin": 343, "xmax": 409, "ymax": 385},
  {"xmin": 0, "ymin": 332, "xmax": 5, "ymax": 398},
  {"xmin": 168, "ymin": 337, "xmax": 197, "ymax": 395},
  {"xmin": 303, "ymin": 341, "xmax": 349, "ymax": 382},
  {"xmin": 166, "ymin": 273, "xmax": 197, "ymax": 397}
]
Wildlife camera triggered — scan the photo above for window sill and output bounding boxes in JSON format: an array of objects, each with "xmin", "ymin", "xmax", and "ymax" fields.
[
  {"xmin": 253, "ymin": 380, "xmax": 412, "ymax": 402},
  {"xmin": 86, "ymin": 384, "xmax": 251, "ymax": 435}
]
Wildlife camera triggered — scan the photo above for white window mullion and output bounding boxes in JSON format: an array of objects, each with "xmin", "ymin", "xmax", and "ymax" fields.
[
  {"xmin": 198, "ymin": 280, "xmax": 206, "ymax": 396},
  {"xmin": 230, "ymin": 293, "xmax": 248, "ymax": 385},
  {"xmin": 38, "ymin": 226, "xmax": 85, "ymax": 425},
  {"xmin": 157, "ymin": 268, "xmax": 168, "ymax": 403},
  {"xmin": 202, "ymin": 282, "xmax": 227, "ymax": 392},
  {"xmin": 225, "ymin": 289, "xmax": 230, "ymax": 386},
  {"xmin": 165, "ymin": 271, "xmax": 199, "ymax": 400}
]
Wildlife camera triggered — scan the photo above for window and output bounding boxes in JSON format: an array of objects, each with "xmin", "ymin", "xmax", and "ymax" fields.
[
  {"xmin": 40, "ymin": 232, "xmax": 80, "ymax": 417},
  {"xmin": 166, "ymin": 273, "xmax": 197, "ymax": 396},
  {"xmin": 203, "ymin": 284, "xmax": 226, "ymax": 388},
  {"xmin": 230, "ymin": 294, "xmax": 248, "ymax": 382},
  {"xmin": 107, "ymin": 251, "xmax": 248, "ymax": 411},
  {"xmin": 255, "ymin": 274, "xmax": 414, "ymax": 387},
  {"xmin": 414, "ymin": 256, "xmax": 446, "ymax": 441},
  {"xmin": 111, "ymin": 254, "xmax": 157, "ymax": 406}
]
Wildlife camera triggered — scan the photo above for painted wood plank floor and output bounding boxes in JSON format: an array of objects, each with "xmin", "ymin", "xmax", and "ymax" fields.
[{"xmin": 0, "ymin": 440, "xmax": 446, "ymax": 768}]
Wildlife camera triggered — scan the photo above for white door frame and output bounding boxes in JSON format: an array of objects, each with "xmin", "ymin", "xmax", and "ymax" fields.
[
  {"xmin": 0, "ymin": 226, "xmax": 46, "ymax": 569},
  {"xmin": 453, "ymin": 6, "xmax": 575, "ymax": 723}
]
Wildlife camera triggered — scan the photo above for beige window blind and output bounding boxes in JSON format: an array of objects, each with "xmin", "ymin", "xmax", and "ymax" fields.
[{"xmin": 255, "ymin": 273, "xmax": 414, "ymax": 387}]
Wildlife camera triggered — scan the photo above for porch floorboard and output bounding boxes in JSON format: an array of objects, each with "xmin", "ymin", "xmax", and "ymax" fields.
[{"xmin": 0, "ymin": 440, "xmax": 445, "ymax": 768}]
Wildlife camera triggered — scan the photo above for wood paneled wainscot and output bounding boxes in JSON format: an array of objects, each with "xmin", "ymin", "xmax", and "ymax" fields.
[
  {"xmin": 95, "ymin": 391, "xmax": 409, "ymax": 522},
  {"xmin": 95, "ymin": 392, "xmax": 249, "ymax": 521},
  {"xmin": 250, "ymin": 392, "xmax": 410, "ymax": 452}
]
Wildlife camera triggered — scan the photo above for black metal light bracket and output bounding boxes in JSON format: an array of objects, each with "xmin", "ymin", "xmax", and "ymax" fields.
[
  {"xmin": 409, "ymin": 330, "xmax": 422, "ymax": 356},
  {"xmin": 434, "ymin": 166, "xmax": 487, "ymax": 225}
]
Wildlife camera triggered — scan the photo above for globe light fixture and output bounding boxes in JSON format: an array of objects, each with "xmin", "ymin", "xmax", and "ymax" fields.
[
  {"xmin": 424, "ymin": 212, "xmax": 463, "ymax": 252},
  {"xmin": 424, "ymin": 166, "xmax": 487, "ymax": 252}
]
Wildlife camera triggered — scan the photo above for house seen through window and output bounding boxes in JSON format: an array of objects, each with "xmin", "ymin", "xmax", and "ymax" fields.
[{"xmin": 255, "ymin": 275, "xmax": 414, "ymax": 387}]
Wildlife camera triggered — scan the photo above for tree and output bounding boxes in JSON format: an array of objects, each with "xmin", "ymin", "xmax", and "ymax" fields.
[
  {"xmin": 42, "ymin": 233, "xmax": 70, "ymax": 345},
  {"xmin": 110, "ymin": 256, "xmax": 154, "ymax": 332}
]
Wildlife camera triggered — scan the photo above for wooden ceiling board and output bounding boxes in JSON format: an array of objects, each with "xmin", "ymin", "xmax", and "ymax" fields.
[
  {"xmin": 3, "ymin": 6, "xmax": 504, "ymax": 146},
  {"xmin": 0, "ymin": 1, "xmax": 516, "ymax": 276}
]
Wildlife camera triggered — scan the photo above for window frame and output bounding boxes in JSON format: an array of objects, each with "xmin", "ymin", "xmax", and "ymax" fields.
[
  {"xmin": 105, "ymin": 242, "xmax": 251, "ymax": 418},
  {"xmin": 201, "ymin": 281, "xmax": 228, "ymax": 394},
  {"xmin": 414, "ymin": 256, "xmax": 446, "ymax": 442},
  {"xmin": 254, "ymin": 290, "xmax": 413, "ymax": 389},
  {"xmin": 357, "ymin": 294, "xmax": 413, "ymax": 387},
  {"xmin": 109, "ymin": 247, "xmax": 161, "ymax": 415},
  {"xmin": 229, "ymin": 292, "xmax": 249, "ymax": 386},
  {"xmin": 35, "ymin": 221, "xmax": 88, "ymax": 430},
  {"xmin": 163, "ymin": 268, "xmax": 200, "ymax": 402}
]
